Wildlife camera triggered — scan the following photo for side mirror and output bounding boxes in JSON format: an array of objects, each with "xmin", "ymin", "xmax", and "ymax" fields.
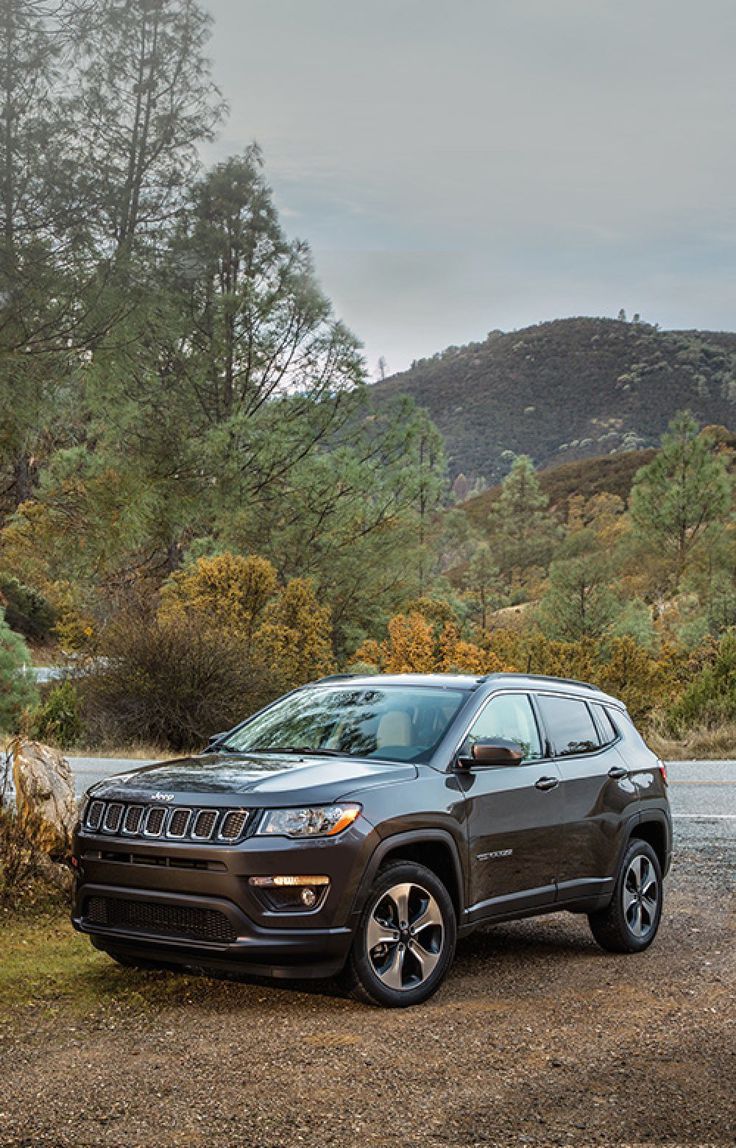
[{"xmin": 457, "ymin": 738, "xmax": 524, "ymax": 769}]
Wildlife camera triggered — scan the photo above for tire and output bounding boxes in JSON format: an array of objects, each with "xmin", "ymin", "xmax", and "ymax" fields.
[
  {"xmin": 588, "ymin": 839, "xmax": 663, "ymax": 953},
  {"xmin": 341, "ymin": 860, "xmax": 457, "ymax": 1007}
]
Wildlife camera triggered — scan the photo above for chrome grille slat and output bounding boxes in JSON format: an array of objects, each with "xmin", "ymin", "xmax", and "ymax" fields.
[
  {"xmin": 143, "ymin": 806, "xmax": 167, "ymax": 837},
  {"xmin": 166, "ymin": 808, "xmax": 192, "ymax": 839},
  {"xmin": 122, "ymin": 805, "xmax": 144, "ymax": 835},
  {"xmin": 191, "ymin": 809, "xmax": 218, "ymax": 840},
  {"xmin": 86, "ymin": 800, "xmax": 104, "ymax": 832},
  {"xmin": 82, "ymin": 801, "xmax": 249, "ymax": 844},
  {"xmin": 219, "ymin": 810, "xmax": 249, "ymax": 841},
  {"xmin": 102, "ymin": 802, "xmax": 124, "ymax": 834}
]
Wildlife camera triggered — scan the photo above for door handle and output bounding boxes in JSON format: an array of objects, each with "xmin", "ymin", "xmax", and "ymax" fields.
[
  {"xmin": 535, "ymin": 776, "xmax": 559, "ymax": 791},
  {"xmin": 608, "ymin": 765, "xmax": 628, "ymax": 779}
]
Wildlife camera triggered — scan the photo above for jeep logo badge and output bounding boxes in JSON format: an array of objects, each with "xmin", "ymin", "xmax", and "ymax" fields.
[{"xmin": 151, "ymin": 792, "xmax": 175, "ymax": 802}]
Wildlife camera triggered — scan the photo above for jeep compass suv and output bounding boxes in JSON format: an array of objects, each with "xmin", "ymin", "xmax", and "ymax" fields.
[{"xmin": 72, "ymin": 673, "xmax": 672, "ymax": 1007}]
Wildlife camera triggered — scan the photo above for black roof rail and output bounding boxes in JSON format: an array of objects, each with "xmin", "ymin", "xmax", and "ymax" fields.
[{"xmin": 478, "ymin": 672, "xmax": 599, "ymax": 691}]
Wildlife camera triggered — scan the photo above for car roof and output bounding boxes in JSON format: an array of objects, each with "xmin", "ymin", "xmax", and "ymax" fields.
[{"xmin": 313, "ymin": 671, "xmax": 623, "ymax": 707}]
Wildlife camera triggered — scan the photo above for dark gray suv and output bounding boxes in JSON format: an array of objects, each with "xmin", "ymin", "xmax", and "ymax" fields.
[{"xmin": 72, "ymin": 672, "xmax": 672, "ymax": 1007}]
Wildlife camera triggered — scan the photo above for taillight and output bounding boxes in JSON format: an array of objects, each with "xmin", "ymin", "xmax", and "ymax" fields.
[{"xmin": 658, "ymin": 760, "xmax": 668, "ymax": 785}]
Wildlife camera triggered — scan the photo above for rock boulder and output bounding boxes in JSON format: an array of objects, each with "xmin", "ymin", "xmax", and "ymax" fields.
[{"xmin": 11, "ymin": 739, "xmax": 78, "ymax": 857}]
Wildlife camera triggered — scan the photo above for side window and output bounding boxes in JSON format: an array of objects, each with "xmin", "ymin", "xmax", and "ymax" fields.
[
  {"xmin": 466, "ymin": 693, "xmax": 543, "ymax": 761},
  {"xmin": 536, "ymin": 695, "xmax": 600, "ymax": 757},
  {"xmin": 592, "ymin": 703, "xmax": 618, "ymax": 745}
]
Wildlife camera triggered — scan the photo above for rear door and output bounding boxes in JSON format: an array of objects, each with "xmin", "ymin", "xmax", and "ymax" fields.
[
  {"xmin": 459, "ymin": 691, "xmax": 564, "ymax": 919},
  {"xmin": 534, "ymin": 692, "xmax": 635, "ymax": 903}
]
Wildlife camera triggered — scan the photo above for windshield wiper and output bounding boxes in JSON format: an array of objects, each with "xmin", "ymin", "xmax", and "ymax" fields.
[{"xmin": 243, "ymin": 746, "xmax": 347, "ymax": 757}]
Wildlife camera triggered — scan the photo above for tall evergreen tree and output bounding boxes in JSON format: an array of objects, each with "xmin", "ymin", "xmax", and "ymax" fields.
[
  {"xmin": 74, "ymin": 0, "xmax": 225, "ymax": 256},
  {"xmin": 486, "ymin": 455, "xmax": 561, "ymax": 582},
  {"xmin": 630, "ymin": 412, "xmax": 733, "ymax": 587}
]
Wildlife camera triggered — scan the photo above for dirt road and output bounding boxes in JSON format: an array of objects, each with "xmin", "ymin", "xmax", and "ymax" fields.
[{"xmin": 1, "ymin": 830, "xmax": 733, "ymax": 1148}]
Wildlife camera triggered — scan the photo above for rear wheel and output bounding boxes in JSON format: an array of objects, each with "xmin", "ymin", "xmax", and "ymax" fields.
[
  {"xmin": 342, "ymin": 860, "xmax": 456, "ymax": 1007},
  {"xmin": 589, "ymin": 839, "xmax": 663, "ymax": 953}
]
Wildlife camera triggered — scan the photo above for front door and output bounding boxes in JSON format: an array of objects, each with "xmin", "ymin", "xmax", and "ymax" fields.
[{"xmin": 460, "ymin": 691, "xmax": 564, "ymax": 920}]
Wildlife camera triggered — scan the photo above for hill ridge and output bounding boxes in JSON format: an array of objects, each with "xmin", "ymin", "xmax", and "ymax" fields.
[{"xmin": 372, "ymin": 317, "xmax": 736, "ymax": 481}]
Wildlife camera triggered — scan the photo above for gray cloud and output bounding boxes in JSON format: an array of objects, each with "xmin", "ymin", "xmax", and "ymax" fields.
[{"xmin": 205, "ymin": 0, "xmax": 736, "ymax": 373}]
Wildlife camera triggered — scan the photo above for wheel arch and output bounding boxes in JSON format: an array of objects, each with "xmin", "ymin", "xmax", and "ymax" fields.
[
  {"xmin": 629, "ymin": 814, "xmax": 671, "ymax": 874},
  {"xmin": 351, "ymin": 830, "xmax": 465, "ymax": 921}
]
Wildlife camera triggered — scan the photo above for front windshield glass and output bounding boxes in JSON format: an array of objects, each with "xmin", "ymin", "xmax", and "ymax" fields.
[{"xmin": 222, "ymin": 685, "xmax": 470, "ymax": 763}]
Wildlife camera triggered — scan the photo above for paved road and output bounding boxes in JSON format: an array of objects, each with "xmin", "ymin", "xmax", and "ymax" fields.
[
  {"xmin": 66, "ymin": 756, "xmax": 736, "ymax": 842},
  {"xmin": 665, "ymin": 760, "xmax": 736, "ymax": 847},
  {"xmin": 69, "ymin": 756, "xmax": 157, "ymax": 796}
]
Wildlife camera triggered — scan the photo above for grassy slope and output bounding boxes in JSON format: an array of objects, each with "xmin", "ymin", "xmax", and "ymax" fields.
[{"xmin": 0, "ymin": 904, "xmax": 222, "ymax": 1021}]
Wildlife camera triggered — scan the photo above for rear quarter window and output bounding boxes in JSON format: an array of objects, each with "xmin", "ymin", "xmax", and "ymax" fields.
[
  {"xmin": 536, "ymin": 694, "xmax": 601, "ymax": 757},
  {"xmin": 591, "ymin": 703, "xmax": 619, "ymax": 745}
]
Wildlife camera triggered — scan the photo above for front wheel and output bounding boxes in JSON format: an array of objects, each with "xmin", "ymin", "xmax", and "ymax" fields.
[
  {"xmin": 589, "ymin": 839, "xmax": 663, "ymax": 953},
  {"xmin": 342, "ymin": 860, "xmax": 456, "ymax": 1007}
]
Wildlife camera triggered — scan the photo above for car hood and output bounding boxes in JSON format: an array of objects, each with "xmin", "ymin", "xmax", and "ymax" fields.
[{"xmin": 88, "ymin": 752, "xmax": 417, "ymax": 807}]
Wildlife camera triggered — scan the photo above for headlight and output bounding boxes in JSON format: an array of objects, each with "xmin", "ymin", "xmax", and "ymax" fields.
[{"xmin": 256, "ymin": 804, "xmax": 361, "ymax": 839}]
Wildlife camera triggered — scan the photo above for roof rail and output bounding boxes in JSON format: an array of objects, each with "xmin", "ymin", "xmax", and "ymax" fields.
[
  {"xmin": 315, "ymin": 673, "xmax": 358, "ymax": 683},
  {"xmin": 479, "ymin": 672, "xmax": 598, "ymax": 691}
]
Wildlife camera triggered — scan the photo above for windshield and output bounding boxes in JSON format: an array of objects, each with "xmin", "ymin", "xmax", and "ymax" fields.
[{"xmin": 220, "ymin": 685, "xmax": 469, "ymax": 763}]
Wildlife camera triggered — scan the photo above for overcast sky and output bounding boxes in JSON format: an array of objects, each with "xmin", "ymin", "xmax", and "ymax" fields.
[{"xmin": 204, "ymin": 0, "xmax": 736, "ymax": 376}]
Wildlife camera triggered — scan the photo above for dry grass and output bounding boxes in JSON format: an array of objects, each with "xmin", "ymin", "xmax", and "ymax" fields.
[
  {"xmin": 647, "ymin": 722, "xmax": 736, "ymax": 761},
  {"xmin": 68, "ymin": 743, "xmax": 177, "ymax": 761}
]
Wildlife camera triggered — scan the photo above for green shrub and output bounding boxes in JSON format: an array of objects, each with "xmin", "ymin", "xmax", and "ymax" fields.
[
  {"xmin": 80, "ymin": 609, "xmax": 278, "ymax": 752},
  {"xmin": 31, "ymin": 680, "xmax": 86, "ymax": 749},
  {"xmin": 0, "ymin": 612, "xmax": 39, "ymax": 733},
  {"xmin": 667, "ymin": 631, "xmax": 736, "ymax": 734},
  {"xmin": 0, "ymin": 575, "xmax": 57, "ymax": 642}
]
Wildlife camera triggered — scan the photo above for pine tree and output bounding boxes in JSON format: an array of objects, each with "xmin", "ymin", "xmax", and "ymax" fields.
[
  {"xmin": 630, "ymin": 412, "xmax": 733, "ymax": 587},
  {"xmin": 487, "ymin": 456, "xmax": 561, "ymax": 582},
  {"xmin": 0, "ymin": 611, "xmax": 38, "ymax": 731},
  {"xmin": 74, "ymin": 0, "xmax": 225, "ymax": 255}
]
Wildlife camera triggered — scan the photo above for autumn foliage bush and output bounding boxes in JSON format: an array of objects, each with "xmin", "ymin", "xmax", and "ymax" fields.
[
  {"xmin": 667, "ymin": 631, "xmax": 736, "ymax": 734},
  {"xmin": 80, "ymin": 610, "xmax": 273, "ymax": 752},
  {"xmin": 354, "ymin": 600, "xmax": 674, "ymax": 726},
  {"xmin": 354, "ymin": 610, "xmax": 507, "ymax": 675},
  {"xmin": 79, "ymin": 555, "xmax": 336, "ymax": 751}
]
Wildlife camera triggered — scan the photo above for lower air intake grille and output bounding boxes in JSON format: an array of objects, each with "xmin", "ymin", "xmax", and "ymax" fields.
[{"xmin": 84, "ymin": 896, "xmax": 237, "ymax": 944}]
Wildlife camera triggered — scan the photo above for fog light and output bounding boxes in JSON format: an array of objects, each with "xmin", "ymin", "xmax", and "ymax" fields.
[
  {"xmin": 248, "ymin": 875, "xmax": 329, "ymax": 912},
  {"xmin": 248, "ymin": 875, "xmax": 330, "ymax": 888}
]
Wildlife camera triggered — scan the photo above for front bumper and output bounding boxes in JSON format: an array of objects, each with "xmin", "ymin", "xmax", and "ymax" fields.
[
  {"xmin": 72, "ymin": 819, "xmax": 374, "ymax": 979},
  {"xmin": 73, "ymin": 883, "xmax": 352, "ymax": 977}
]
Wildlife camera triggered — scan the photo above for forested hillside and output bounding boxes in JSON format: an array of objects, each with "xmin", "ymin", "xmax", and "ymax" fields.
[
  {"xmin": 373, "ymin": 317, "xmax": 736, "ymax": 481},
  {"xmin": 1, "ymin": 1, "xmax": 735, "ymax": 768},
  {"xmin": 461, "ymin": 448, "xmax": 658, "ymax": 530}
]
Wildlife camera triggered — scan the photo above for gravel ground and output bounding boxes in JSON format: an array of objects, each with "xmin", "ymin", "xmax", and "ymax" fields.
[{"xmin": 1, "ymin": 838, "xmax": 734, "ymax": 1148}]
